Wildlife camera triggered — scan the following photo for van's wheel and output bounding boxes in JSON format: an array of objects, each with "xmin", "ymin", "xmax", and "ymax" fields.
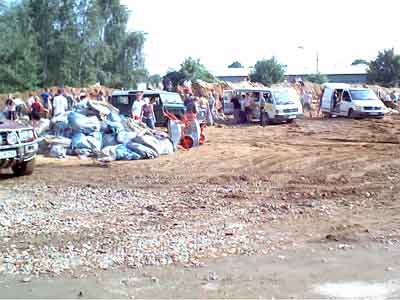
[
  {"xmin": 322, "ymin": 112, "xmax": 331, "ymax": 119},
  {"xmin": 287, "ymin": 118, "xmax": 295, "ymax": 124},
  {"xmin": 12, "ymin": 159, "xmax": 35, "ymax": 176},
  {"xmin": 348, "ymin": 109, "xmax": 355, "ymax": 118}
]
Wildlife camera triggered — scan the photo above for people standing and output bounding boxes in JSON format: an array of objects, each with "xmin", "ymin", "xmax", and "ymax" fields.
[
  {"xmin": 131, "ymin": 91, "xmax": 145, "ymax": 121},
  {"xmin": 13, "ymin": 97, "xmax": 26, "ymax": 119},
  {"xmin": 231, "ymin": 95, "xmax": 241, "ymax": 124},
  {"xmin": 141, "ymin": 98, "xmax": 156, "ymax": 129},
  {"xmin": 303, "ymin": 90, "xmax": 313, "ymax": 119},
  {"xmin": 208, "ymin": 91, "xmax": 217, "ymax": 124},
  {"xmin": 244, "ymin": 93, "xmax": 253, "ymax": 122},
  {"xmin": 97, "ymin": 90, "xmax": 107, "ymax": 102},
  {"xmin": 27, "ymin": 92, "xmax": 36, "ymax": 121},
  {"xmin": 40, "ymin": 88, "xmax": 52, "ymax": 118},
  {"xmin": 5, "ymin": 95, "xmax": 16, "ymax": 121},
  {"xmin": 259, "ymin": 93, "xmax": 266, "ymax": 126},
  {"xmin": 184, "ymin": 93, "xmax": 197, "ymax": 121},
  {"xmin": 239, "ymin": 94, "xmax": 247, "ymax": 123},
  {"xmin": 31, "ymin": 96, "xmax": 43, "ymax": 128},
  {"xmin": 64, "ymin": 88, "xmax": 75, "ymax": 111},
  {"xmin": 52, "ymin": 88, "xmax": 69, "ymax": 117}
]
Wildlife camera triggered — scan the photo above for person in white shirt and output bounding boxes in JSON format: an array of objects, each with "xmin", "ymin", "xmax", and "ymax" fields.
[
  {"xmin": 52, "ymin": 88, "xmax": 69, "ymax": 117},
  {"xmin": 131, "ymin": 92, "xmax": 145, "ymax": 121},
  {"xmin": 303, "ymin": 91, "xmax": 313, "ymax": 119}
]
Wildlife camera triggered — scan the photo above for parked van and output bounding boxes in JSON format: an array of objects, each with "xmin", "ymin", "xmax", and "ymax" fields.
[
  {"xmin": 320, "ymin": 83, "xmax": 386, "ymax": 118},
  {"xmin": 110, "ymin": 90, "xmax": 185, "ymax": 126},
  {"xmin": 223, "ymin": 87, "xmax": 302, "ymax": 124}
]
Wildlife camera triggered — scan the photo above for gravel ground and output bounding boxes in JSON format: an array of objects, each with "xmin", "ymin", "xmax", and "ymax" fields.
[{"xmin": 1, "ymin": 116, "xmax": 400, "ymax": 278}]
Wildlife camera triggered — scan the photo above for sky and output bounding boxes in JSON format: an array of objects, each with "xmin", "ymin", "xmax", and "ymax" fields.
[{"xmin": 121, "ymin": 0, "xmax": 400, "ymax": 76}]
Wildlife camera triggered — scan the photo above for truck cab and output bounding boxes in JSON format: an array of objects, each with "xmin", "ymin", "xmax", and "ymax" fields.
[
  {"xmin": 321, "ymin": 83, "xmax": 386, "ymax": 118},
  {"xmin": 110, "ymin": 90, "xmax": 186, "ymax": 126}
]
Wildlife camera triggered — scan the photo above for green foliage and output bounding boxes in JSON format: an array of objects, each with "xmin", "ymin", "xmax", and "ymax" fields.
[
  {"xmin": 179, "ymin": 57, "xmax": 215, "ymax": 83},
  {"xmin": 367, "ymin": 49, "xmax": 400, "ymax": 86},
  {"xmin": 164, "ymin": 57, "xmax": 215, "ymax": 87},
  {"xmin": 163, "ymin": 70, "xmax": 186, "ymax": 88},
  {"xmin": 0, "ymin": 0, "xmax": 146, "ymax": 93},
  {"xmin": 148, "ymin": 74, "xmax": 162, "ymax": 88},
  {"xmin": 250, "ymin": 57, "xmax": 286, "ymax": 85},
  {"xmin": 351, "ymin": 59, "xmax": 369, "ymax": 66},
  {"xmin": 228, "ymin": 61, "xmax": 243, "ymax": 68},
  {"xmin": 304, "ymin": 73, "xmax": 328, "ymax": 84}
]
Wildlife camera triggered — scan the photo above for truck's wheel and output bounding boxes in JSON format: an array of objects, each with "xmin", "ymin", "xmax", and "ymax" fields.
[{"xmin": 12, "ymin": 159, "xmax": 35, "ymax": 176}]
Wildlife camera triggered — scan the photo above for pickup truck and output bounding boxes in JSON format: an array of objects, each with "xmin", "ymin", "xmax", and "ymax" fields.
[{"xmin": 0, "ymin": 120, "xmax": 38, "ymax": 176}]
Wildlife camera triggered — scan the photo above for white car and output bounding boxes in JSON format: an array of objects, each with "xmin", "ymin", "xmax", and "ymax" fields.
[{"xmin": 320, "ymin": 83, "xmax": 386, "ymax": 118}]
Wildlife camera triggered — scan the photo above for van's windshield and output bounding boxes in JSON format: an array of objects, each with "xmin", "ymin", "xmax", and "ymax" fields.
[
  {"xmin": 350, "ymin": 89, "xmax": 378, "ymax": 101},
  {"xmin": 273, "ymin": 90, "xmax": 295, "ymax": 105}
]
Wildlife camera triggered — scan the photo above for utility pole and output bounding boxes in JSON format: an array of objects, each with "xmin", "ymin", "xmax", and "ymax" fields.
[{"xmin": 316, "ymin": 51, "xmax": 319, "ymax": 73}]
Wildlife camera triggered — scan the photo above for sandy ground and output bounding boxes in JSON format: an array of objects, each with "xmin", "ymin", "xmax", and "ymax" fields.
[{"xmin": 1, "ymin": 115, "xmax": 400, "ymax": 298}]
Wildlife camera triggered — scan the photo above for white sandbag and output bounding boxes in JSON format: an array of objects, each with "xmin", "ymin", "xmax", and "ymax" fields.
[
  {"xmin": 116, "ymin": 131, "xmax": 138, "ymax": 144},
  {"xmin": 35, "ymin": 119, "xmax": 51, "ymax": 137},
  {"xmin": 86, "ymin": 132, "xmax": 102, "ymax": 152},
  {"xmin": 51, "ymin": 112, "xmax": 69, "ymax": 125},
  {"xmin": 133, "ymin": 135, "xmax": 161, "ymax": 155},
  {"xmin": 99, "ymin": 145, "xmax": 119, "ymax": 162},
  {"xmin": 71, "ymin": 132, "xmax": 91, "ymax": 150},
  {"xmin": 155, "ymin": 136, "xmax": 174, "ymax": 155},
  {"xmin": 49, "ymin": 144, "xmax": 67, "ymax": 158},
  {"xmin": 102, "ymin": 134, "xmax": 118, "ymax": 148},
  {"xmin": 68, "ymin": 112, "xmax": 100, "ymax": 134},
  {"xmin": 88, "ymin": 100, "xmax": 111, "ymax": 119},
  {"xmin": 43, "ymin": 136, "xmax": 71, "ymax": 148},
  {"xmin": 102, "ymin": 120, "xmax": 125, "ymax": 134},
  {"xmin": 168, "ymin": 119, "xmax": 182, "ymax": 149},
  {"xmin": 115, "ymin": 145, "xmax": 142, "ymax": 160},
  {"xmin": 127, "ymin": 142, "xmax": 158, "ymax": 159}
]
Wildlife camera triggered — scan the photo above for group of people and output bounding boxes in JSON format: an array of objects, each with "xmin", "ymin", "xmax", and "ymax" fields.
[
  {"xmin": 130, "ymin": 91, "xmax": 157, "ymax": 129},
  {"xmin": 182, "ymin": 89, "xmax": 220, "ymax": 125},
  {"xmin": 381, "ymin": 90, "xmax": 399, "ymax": 109},
  {"xmin": 3, "ymin": 87, "xmax": 109, "ymax": 127},
  {"xmin": 230, "ymin": 93, "xmax": 256, "ymax": 124}
]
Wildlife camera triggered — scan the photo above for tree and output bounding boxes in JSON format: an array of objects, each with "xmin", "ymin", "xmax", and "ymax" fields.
[
  {"xmin": 250, "ymin": 57, "xmax": 286, "ymax": 85},
  {"xmin": 164, "ymin": 58, "xmax": 215, "ymax": 88},
  {"xmin": 304, "ymin": 73, "xmax": 328, "ymax": 84},
  {"xmin": 163, "ymin": 70, "xmax": 185, "ymax": 89},
  {"xmin": 179, "ymin": 57, "xmax": 215, "ymax": 83},
  {"xmin": 351, "ymin": 59, "xmax": 369, "ymax": 66},
  {"xmin": 367, "ymin": 48, "xmax": 400, "ymax": 86},
  {"xmin": 148, "ymin": 74, "xmax": 162, "ymax": 89},
  {"xmin": 228, "ymin": 61, "xmax": 243, "ymax": 68},
  {"xmin": 0, "ymin": 0, "xmax": 147, "ymax": 92},
  {"xmin": 0, "ymin": 1, "xmax": 40, "ymax": 92}
]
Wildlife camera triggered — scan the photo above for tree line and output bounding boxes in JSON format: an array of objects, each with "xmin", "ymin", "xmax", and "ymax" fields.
[{"xmin": 0, "ymin": 0, "xmax": 147, "ymax": 93}]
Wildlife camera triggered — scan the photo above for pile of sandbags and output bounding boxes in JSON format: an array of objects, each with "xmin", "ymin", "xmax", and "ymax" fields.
[{"xmin": 40, "ymin": 100, "xmax": 175, "ymax": 161}]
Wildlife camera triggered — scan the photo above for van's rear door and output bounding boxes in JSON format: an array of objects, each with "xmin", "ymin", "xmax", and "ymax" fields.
[
  {"xmin": 321, "ymin": 88, "xmax": 333, "ymax": 112},
  {"xmin": 223, "ymin": 90, "xmax": 234, "ymax": 114}
]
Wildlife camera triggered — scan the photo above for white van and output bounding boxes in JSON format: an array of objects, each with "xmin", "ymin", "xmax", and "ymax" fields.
[
  {"xmin": 321, "ymin": 83, "xmax": 386, "ymax": 118},
  {"xmin": 223, "ymin": 87, "xmax": 302, "ymax": 124}
]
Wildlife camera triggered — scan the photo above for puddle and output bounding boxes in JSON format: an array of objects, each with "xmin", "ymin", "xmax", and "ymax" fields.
[{"xmin": 315, "ymin": 281, "xmax": 400, "ymax": 299}]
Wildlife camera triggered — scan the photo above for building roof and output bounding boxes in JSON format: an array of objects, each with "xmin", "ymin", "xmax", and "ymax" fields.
[{"xmin": 286, "ymin": 64, "xmax": 368, "ymax": 76}]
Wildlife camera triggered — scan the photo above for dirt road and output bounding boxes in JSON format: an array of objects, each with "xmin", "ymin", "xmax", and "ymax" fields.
[{"xmin": 1, "ymin": 116, "xmax": 400, "ymax": 298}]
